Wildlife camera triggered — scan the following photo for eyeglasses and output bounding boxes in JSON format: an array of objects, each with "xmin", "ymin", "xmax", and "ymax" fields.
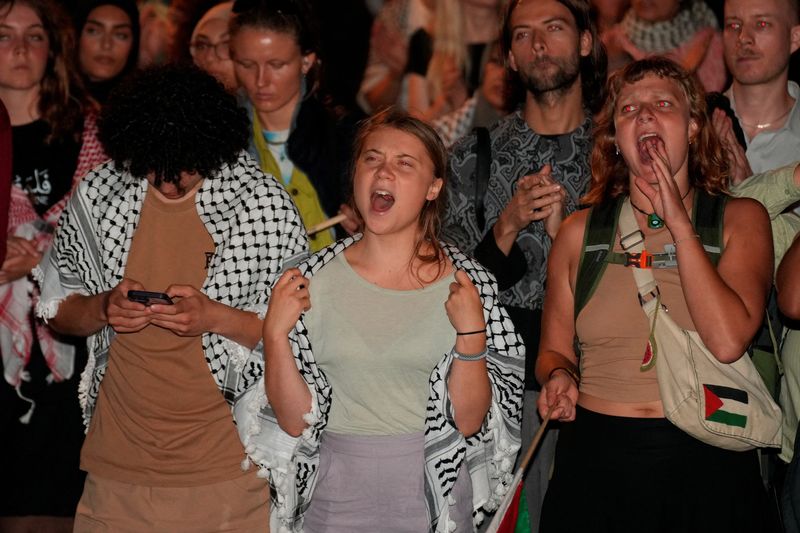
[{"xmin": 189, "ymin": 40, "xmax": 230, "ymax": 61}]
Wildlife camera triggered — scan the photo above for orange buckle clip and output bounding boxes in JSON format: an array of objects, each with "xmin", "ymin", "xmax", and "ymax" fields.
[{"xmin": 625, "ymin": 250, "xmax": 652, "ymax": 269}]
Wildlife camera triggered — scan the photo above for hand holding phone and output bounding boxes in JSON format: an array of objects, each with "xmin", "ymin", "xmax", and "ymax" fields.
[
  {"xmin": 127, "ymin": 290, "xmax": 174, "ymax": 306},
  {"xmin": 148, "ymin": 284, "xmax": 216, "ymax": 337},
  {"xmin": 106, "ymin": 279, "xmax": 152, "ymax": 334}
]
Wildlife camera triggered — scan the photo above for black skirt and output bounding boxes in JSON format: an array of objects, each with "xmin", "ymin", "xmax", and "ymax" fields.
[{"xmin": 540, "ymin": 406, "xmax": 772, "ymax": 533}]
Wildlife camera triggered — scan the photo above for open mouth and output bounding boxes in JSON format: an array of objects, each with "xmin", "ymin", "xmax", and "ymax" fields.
[
  {"xmin": 371, "ymin": 190, "xmax": 395, "ymax": 213},
  {"xmin": 637, "ymin": 133, "xmax": 661, "ymax": 164}
]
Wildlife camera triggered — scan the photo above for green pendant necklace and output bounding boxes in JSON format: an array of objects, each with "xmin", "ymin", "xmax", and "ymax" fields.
[{"xmin": 631, "ymin": 189, "xmax": 691, "ymax": 230}]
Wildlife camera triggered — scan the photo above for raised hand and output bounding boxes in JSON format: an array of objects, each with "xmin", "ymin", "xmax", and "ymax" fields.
[
  {"xmin": 494, "ymin": 164, "xmax": 564, "ymax": 254},
  {"xmin": 498, "ymin": 165, "xmax": 563, "ymax": 233},
  {"xmin": 634, "ymin": 138, "xmax": 693, "ymax": 232},
  {"xmin": 263, "ymin": 268, "xmax": 311, "ymax": 341},
  {"xmin": 538, "ymin": 170, "xmax": 567, "ymax": 239},
  {"xmin": 445, "ymin": 270, "xmax": 485, "ymax": 335},
  {"xmin": 711, "ymin": 108, "xmax": 751, "ymax": 186}
]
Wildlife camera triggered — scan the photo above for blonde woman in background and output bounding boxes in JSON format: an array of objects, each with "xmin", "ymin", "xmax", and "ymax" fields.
[{"xmin": 405, "ymin": 0, "xmax": 504, "ymax": 121}]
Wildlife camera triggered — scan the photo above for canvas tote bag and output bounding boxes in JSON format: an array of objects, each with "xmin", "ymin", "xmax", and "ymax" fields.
[{"xmin": 617, "ymin": 198, "xmax": 781, "ymax": 451}]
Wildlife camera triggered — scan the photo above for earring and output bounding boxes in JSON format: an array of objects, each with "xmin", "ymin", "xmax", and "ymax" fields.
[{"xmin": 614, "ymin": 144, "xmax": 620, "ymax": 155}]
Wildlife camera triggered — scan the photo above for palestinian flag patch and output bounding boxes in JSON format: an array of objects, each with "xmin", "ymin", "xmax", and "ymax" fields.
[{"xmin": 703, "ymin": 384, "xmax": 748, "ymax": 428}]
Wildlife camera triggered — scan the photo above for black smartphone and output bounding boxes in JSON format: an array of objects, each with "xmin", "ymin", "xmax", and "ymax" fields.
[{"xmin": 127, "ymin": 290, "xmax": 174, "ymax": 306}]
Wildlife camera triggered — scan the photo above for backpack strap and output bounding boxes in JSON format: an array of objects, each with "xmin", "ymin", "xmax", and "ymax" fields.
[
  {"xmin": 574, "ymin": 196, "xmax": 623, "ymax": 320},
  {"xmin": 473, "ymin": 127, "xmax": 491, "ymax": 232},
  {"xmin": 693, "ymin": 189, "xmax": 727, "ymax": 267},
  {"xmin": 573, "ymin": 190, "xmax": 727, "ymax": 319}
]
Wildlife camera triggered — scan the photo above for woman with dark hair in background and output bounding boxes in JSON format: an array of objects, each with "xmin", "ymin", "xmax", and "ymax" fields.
[
  {"xmin": 74, "ymin": 0, "xmax": 139, "ymax": 104},
  {"xmin": 229, "ymin": 0, "xmax": 358, "ymax": 251},
  {"xmin": 0, "ymin": 0, "xmax": 106, "ymax": 530}
]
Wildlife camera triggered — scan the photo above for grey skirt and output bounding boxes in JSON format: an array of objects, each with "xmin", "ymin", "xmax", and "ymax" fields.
[{"xmin": 304, "ymin": 431, "xmax": 473, "ymax": 532}]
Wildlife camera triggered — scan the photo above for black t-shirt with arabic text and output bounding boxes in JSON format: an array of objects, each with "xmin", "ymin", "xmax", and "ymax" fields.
[{"xmin": 11, "ymin": 120, "xmax": 80, "ymax": 216}]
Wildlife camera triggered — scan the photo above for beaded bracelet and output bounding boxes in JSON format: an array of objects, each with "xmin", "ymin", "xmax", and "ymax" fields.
[{"xmin": 451, "ymin": 347, "xmax": 488, "ymax": 362}]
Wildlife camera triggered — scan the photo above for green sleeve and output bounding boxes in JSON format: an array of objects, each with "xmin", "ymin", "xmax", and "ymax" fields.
[
  {"xmin": 731, "ymin": 164, "xmax": 800, "ymax": 219},
  {"xmin": 773, "ymin": 213, "xmax": 800, "ymax": 275}
]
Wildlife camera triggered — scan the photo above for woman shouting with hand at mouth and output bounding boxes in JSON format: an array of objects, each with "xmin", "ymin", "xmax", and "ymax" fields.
[
  {"xmin": 254, "ymin": 109, "xmax": 524, "ymax": 533},
  {"xmin": 536, "ymin": 57, "xmax": 773, "ymax": 533}
]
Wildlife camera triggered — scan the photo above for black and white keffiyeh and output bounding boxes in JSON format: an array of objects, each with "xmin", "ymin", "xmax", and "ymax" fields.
[
  {"xmin": 35, "ymin": 151, "xmax": 309, "ymax": 428},
  {"xmin": 236, "ymin": 236, "xmax": 525, "ymax": 533},
  {"xmin": 621, "ymin": 0, "xmax": 718, "ymax": 54}
]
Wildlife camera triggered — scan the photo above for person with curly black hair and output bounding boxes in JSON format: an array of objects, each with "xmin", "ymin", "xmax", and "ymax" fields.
[
  {"xmin": 73, "ymin": 0, "xmax": 140, "ymax": 105},
  {"xmin": 36, "ymin": 63, "xmax": 308, "ymax": 531},
  {"xmin": 97, "ymin": 63, "xmax": 250, "ymax": 187}
]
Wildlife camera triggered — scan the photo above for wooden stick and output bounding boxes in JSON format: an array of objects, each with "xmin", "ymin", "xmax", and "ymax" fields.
[
  {"xmin": 486, "ymin": 403, "xmax": 557, "ymax": 533},
  {"xmin": 307, "ymin": 214, "xmax": 347, "ymax": 236}
]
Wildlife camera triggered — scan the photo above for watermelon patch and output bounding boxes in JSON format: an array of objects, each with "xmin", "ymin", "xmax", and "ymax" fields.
[{"xmin": 640, "ymin": 340, "xmax": 656, "ymax": 371}]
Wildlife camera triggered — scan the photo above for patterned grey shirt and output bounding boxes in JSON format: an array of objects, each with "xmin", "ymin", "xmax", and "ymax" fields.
[{"xmin": 443, "ymin": 110, "xmax": 593, "ymax": 310}]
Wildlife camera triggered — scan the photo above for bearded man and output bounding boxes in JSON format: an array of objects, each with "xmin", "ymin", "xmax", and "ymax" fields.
[{"xmin": 441, "ymin": 0, "xmax": 606, "ymax": 524}]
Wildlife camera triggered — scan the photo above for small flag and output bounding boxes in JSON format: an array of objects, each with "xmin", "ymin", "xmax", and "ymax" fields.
[
  {"xmin": 488, "ymin": 405, "xmax": 554, "ymax": 533},
  {"xmin": 494, "ymin": 485, "xmax": 531, "ymax": 533},
  {"xmin": 703, "ymin": 384, "xmax": 748, "ymax": 428}
]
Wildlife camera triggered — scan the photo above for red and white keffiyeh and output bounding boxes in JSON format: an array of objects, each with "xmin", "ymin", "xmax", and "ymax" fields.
[{"xmin": 0, "ymin": 113, "xmax": 107, "ymax": 394}]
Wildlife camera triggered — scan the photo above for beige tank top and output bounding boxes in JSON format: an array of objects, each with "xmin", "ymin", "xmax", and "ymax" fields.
[{"xmin": 576, "ymin": 226, "xmax": 696, "ymax": 403}]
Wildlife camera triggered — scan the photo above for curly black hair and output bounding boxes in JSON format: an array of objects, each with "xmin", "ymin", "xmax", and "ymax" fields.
[{"xmin": 98, "ymin": 63, "xmax": 249, "ymax": 185}]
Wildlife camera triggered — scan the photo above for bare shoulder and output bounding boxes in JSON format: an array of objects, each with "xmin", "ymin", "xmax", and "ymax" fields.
[
  {"xmin": 550, "ymin": 208, "xmax": 590, "ymax": 272},
  {"xmin": 725, "ymin": 196, "xmax": 768, "ymax": 218},
  {"xmin": 723, "ymin": 196, "xmax": 770, "ymax": 236},
  {"xmin": 721, "ymin": 197, "xmax": 772, "ymax": 273},
  {"xmin": 557, "ymin": 208, "xmax": 590, "ymax": 245}
]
